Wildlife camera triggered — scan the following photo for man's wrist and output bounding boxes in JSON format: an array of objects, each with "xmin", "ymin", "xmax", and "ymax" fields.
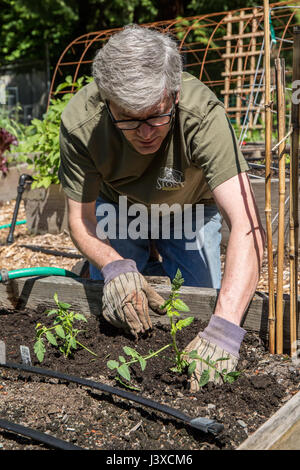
[
  {"xmin": 101, "ymin": 259, "xmax": 138, "ymax": 284},
  {"xmin": 200, "ymin": 314, "xmax": 246, "ymax": 357}
]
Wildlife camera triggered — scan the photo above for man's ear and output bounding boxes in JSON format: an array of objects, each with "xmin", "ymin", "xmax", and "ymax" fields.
[{"xmin": 175, "ymin": 91, "xmax": 180, "ymax": 105}]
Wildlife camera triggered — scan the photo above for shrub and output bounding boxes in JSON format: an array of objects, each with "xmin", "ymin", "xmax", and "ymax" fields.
[
  {"xmin": 22, "ymin": 75, "xmax": 93, "ymax": 189},
  {"xmin": 0, "ymin": 127, "xmax": 18, "ymax": 176}
]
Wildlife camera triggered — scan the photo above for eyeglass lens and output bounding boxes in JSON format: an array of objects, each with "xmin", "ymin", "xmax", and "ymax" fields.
[{"xmin": 116, "ymin": 115, "xmax": 171, "ymax": 130}]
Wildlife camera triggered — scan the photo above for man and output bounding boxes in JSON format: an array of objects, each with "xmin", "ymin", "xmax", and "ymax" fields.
[{"xmin": 59, "ymin": 24, "xmax": 265, "ymax": 390}]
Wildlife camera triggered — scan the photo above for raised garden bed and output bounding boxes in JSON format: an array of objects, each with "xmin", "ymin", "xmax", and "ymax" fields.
[
  {"xmin": 0, "ymin": 200, "xmax": 299, "ymax": 451},
  {"xmin": 0, "ymin": 281, "xmax": 299, "ymax": 451}
]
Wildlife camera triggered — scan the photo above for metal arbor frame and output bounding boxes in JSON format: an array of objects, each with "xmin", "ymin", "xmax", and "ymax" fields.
[{"xmin": 48, "ymin": 0, "xmax": 299, "ymax": 134}]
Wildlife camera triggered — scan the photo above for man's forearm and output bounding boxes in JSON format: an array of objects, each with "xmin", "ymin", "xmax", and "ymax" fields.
[
  {"xmin": 213, "ymin": 225, "xmax": 265, "ymax": 326},
  {"xmin": 69, "ymin": 217, "xmax": 123, "ymax": 270}
]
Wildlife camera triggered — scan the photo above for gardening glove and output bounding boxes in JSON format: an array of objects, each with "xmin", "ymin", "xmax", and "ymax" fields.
[
  {"xmin": 101, "ymin": 259, "xmax": 166, "ymax": 338},
  {"xmin": 184, "ymin": 315, "xmax": 246, "ymax": 391}
]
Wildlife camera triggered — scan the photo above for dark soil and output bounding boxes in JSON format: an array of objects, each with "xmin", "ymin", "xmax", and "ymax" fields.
[{"xmin": 0, "ymin": 305, "xmax": 299, "ymax": 451}]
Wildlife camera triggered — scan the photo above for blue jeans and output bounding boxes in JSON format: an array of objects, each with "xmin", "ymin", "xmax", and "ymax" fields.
[{"xmin": 89, "ymin": 196, "xmax": 222, "ymax": 288}]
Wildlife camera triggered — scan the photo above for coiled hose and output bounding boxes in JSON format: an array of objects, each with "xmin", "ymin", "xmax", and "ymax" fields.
[{"xmin": 0, "ymin": 267, "xmax": 79, "ymax": 283}]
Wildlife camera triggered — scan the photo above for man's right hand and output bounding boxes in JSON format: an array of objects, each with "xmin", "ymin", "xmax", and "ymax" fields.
[{"xmin": 101, "ymin": 259, "xmax": 166, "ymax": 338}]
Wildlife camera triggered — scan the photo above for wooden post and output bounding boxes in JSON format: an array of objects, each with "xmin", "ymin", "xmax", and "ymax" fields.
[
  {"xmin": 289, "ymin": 26, "xmax": 300, "ymax": 356},
  {"xmin": 264, "ymin": 0, "xmax": 276, "ymax": 354},
  {"xmin": 275, "ymin": 57, "xmax": 286, "ymax": 354}
]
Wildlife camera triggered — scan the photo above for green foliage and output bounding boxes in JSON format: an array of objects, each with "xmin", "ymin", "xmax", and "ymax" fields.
[
  {"xmin": 174, "ymin": 16, "xmax": 217, "ymax": 48},
  {"xmin": 20, "ymin": 75, "xmax": 93, "ymax": 189},
  {"xmin": 0, "ymin": 0, "xmax": 158, "ymax": 68},
  {"xmin": 108, "ymin": 268, "xmax": 242, "ymax": 390},
  {"xmin": 160, "ymin": 269, "xmax": 194, "ymax": 373},
  {"xmin": 106, "ymin": 269, "xmax": 193, "ymax": 389},
  {"xmin": 34, "ymin": 292, "xmax": 97, "ymax": 362},
  {"xmin": 0, "ymin": 0, "xmax": 77, "ymax": 65},
  {"xmin": 0, "ymin": 104, "xmax": 26, "ymax": 140},
  {"xmin": 107, "ymin": 343, "xmax": 171, "ymax": 391},
  {"xmin": 0, "ymin": 1, "xmax": 271, "ymax": 72}
]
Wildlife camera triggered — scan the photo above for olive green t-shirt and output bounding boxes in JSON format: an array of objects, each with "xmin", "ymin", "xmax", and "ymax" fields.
[{"xmin": 59, "ymin": 72, "xmax": 249, "ymax": 207}]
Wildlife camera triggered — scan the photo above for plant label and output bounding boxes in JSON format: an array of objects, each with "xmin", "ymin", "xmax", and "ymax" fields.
[
  {"xmin": 20, "ymin": 345, "xmax": 32, "ymax": 366},
  {"xmin": 0, "ymin": 341, "xmax": 6, "ymax": 364}
]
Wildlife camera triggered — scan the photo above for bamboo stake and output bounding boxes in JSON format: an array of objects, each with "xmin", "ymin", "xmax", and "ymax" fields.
[
  {"xmin": 289, "ymin": 26, "xmax": 300, "ymax": 357},
  {"xmin": 264, "ymin": 0, "xmax": 276, "ymax": 354},
  {"xmin": 275, "ymin": 57, "xmax": 286, "ymax": 354}
]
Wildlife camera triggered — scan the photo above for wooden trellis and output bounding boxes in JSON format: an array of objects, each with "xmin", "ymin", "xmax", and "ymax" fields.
[{"xmin": 221, "ymin": 8, "xmax": 266, "ymax": 129}]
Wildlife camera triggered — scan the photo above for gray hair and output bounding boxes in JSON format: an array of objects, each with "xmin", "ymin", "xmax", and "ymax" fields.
[{"xmin": 92, "ymin": 24, "xmax": 183, "ymax": 113}]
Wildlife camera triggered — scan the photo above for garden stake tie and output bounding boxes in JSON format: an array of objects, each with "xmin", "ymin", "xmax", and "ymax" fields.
[{"xmin": 0, "ymin": 361, "xmax": 224, "ymax": 436}]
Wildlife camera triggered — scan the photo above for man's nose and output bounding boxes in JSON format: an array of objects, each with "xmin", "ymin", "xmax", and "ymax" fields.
[{"xmin": 137, "ymin": 122, "xmax": 156, "ymax": 139}]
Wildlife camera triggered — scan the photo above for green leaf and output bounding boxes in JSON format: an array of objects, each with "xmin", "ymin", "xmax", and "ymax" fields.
[
  {"xmin": 199, "ymin": 369, "xmax": 210, "ymax": 387},
  {"xmin": 223, "ymin": 371, "xmax": 241, "ymax": 383},
  {"xmin": 117, "ymin": 364, "xmax": 131, "ymax": 382},
  {"xmin": 115, "ymin": 376, "xmax": 140, "ymax": 392},
  {"xmin": 45, "ymin": 331, "xmax": 58, "ymax": 346},
  {"xmin": 74, "ymin": 313, "xmax": 87, "ymax": 322},
  {"xmin": 138, "ymin": 356, "xmax": 147, "ymax": 371},
  {"xmin": 69, "ymin": 336, "xmax": 77, "ymax": 349},
  {"xmin": 57, "ymin": 301, "xmax": 71, "ymax": 310},
  {"xmin": 55, "ymin": 324, "xmax": 65, "ymax": 338},
  {"xmin": 159, "ymin": 299, "xmax": 171, "ymax": 310},
  {"xmin": 187, "ymin": 360, "xmax": 196, "ymax": 376},
  {"xmin": 215, "ymin": 356, "xmax": 230, "ymax": 363},
  {"xmin": 46, "ymin": 309, "xmax": 58, "ymax": 316},
  {"xmin": 34, "ymin": 339, "xmax": 46, "ymax": 363},
  {"xmin": 188, "ymin": 350, "xmax": 201, "ymax": 360},
  {"xmin": 107, "ymin": 360, "xmax": 119, "ymax": 370},
  {"xmin": 174, "ymin": 316, "xmax": 194, "ymax": 330},
  {"xmin": 214, "ymin": 370, "xmax": 220, "ymax": 380},
  {"xmin": 119, "ymin": 355, "xmax": 126, "ymax": 363},
  {"xmin": 173, "ymin": 299, "xmax": 190, "ymax": 312},
  {"xmin": 174, "ymin": 268, "xmax": 183, "ymax": 281},
  {"xmin": 123, "ymin": 346, "xmax": 138, "ymax": 358}
]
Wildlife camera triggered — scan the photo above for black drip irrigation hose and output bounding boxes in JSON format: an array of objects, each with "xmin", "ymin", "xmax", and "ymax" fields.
[
  {"xmin": 1, "ymin": 361, "xmax": 224, "ymax": 437},
  {"xmin": 6, "ymin": 174, "xmax": 33, "ymax": 245},
  {"xmin": 0, "ymin": 418, "xmax": 84, "ymax": 450}
]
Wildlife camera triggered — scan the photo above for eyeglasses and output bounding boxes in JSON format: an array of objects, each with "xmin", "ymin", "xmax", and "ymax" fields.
[{"xmin": 105, "ymin": 97, "xmax": 176, "ymax": 130}]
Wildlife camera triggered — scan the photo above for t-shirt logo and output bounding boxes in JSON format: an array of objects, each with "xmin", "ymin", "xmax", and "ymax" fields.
[{"xmin": 156, "ymin": 167, "xmax": 185, "ymax": 191}]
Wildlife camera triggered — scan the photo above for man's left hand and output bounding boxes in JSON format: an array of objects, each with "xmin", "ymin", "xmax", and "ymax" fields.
[{"xmin": 184, "ymin": 315, "xmax": 246, "ymax": 391}]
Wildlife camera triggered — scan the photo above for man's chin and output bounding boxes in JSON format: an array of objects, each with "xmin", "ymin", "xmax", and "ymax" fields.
[{"xmin": 134, "ymin": 140, "xmax": 161, "ymax": 155}]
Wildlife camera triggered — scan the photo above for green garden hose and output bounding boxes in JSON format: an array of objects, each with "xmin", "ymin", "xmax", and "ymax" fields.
[
  {"xmin": 0, "ymin": 219, "xmax": 26, "ymax": 230},
  {"xmin": 0, "ymin": 267, "xmax": 79, "ymax": 282}
]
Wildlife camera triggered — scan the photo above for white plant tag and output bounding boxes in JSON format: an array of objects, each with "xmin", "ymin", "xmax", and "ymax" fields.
[
  {"xmin": 0, "ymin": 341, "xmax": 6, "ymax": 364},
  {"xmin": 20, "ymin": 345, "xmax": 32, "ymax": 365}
]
